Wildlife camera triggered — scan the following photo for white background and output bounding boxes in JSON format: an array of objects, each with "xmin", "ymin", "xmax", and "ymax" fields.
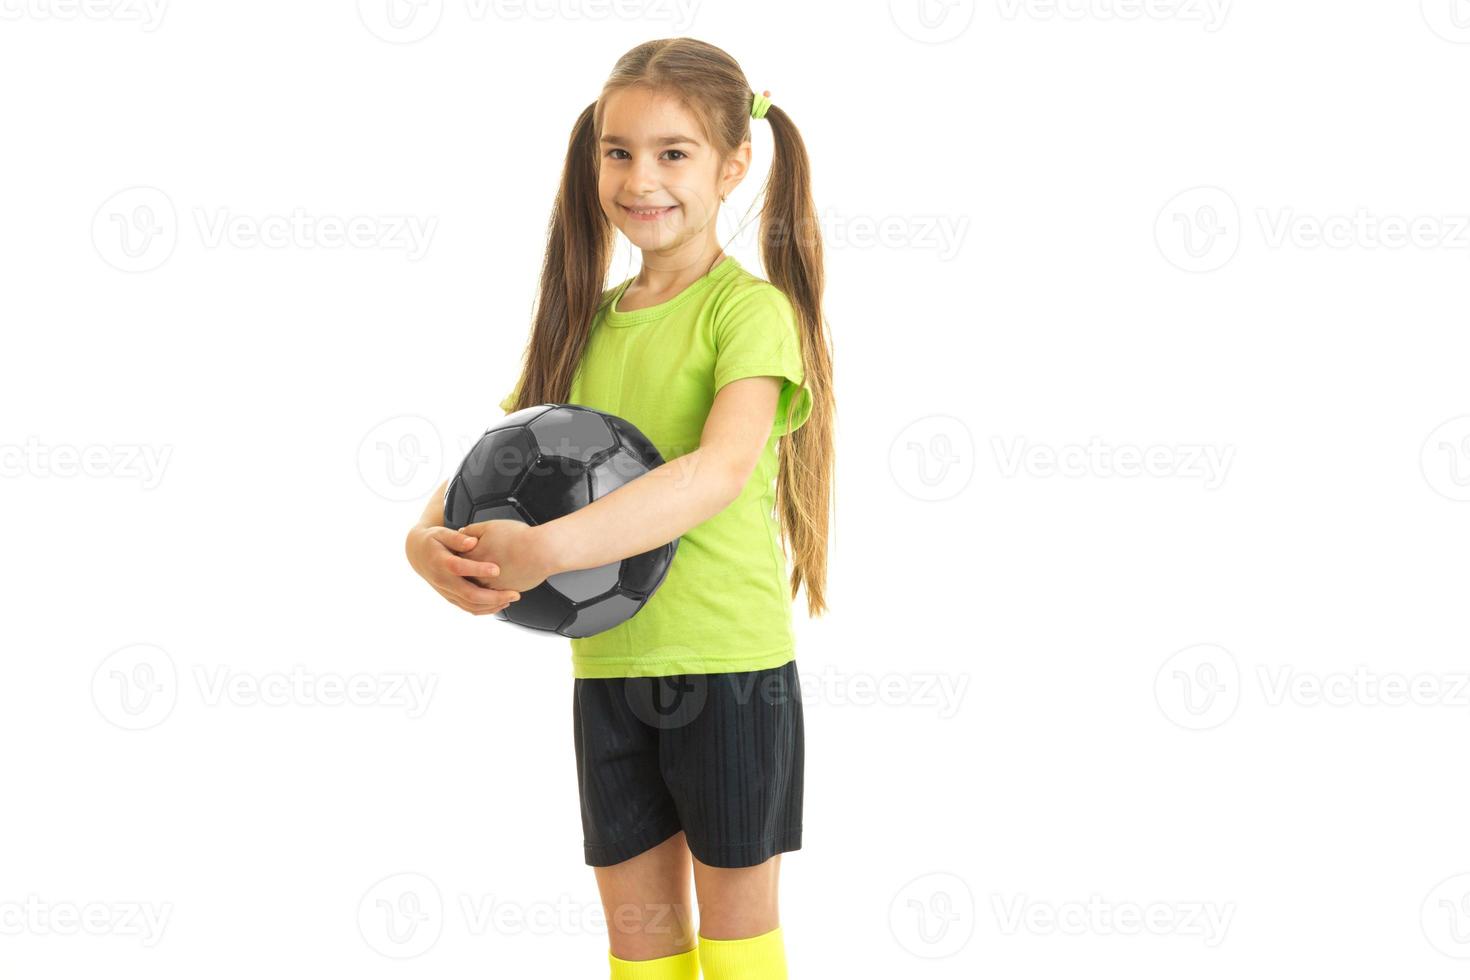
[{"xmin": 3, "ymin": 0, "xmax": 1470, "ymax": 977}]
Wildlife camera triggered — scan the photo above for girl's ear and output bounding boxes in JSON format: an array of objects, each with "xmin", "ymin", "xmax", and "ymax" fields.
[{"xmin": 720, "ymin": 140, "xmax": 754, "ymax": 198}]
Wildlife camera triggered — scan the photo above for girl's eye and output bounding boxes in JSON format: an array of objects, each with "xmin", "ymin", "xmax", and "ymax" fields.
[{"xmin": 663, "ymin": 150, "xmax": 687, "ymax": 161}]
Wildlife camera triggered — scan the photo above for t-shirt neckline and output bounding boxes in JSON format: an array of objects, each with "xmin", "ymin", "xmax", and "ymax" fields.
[{"xmin": 605, "ymin": 255, "xmax": 740, "ymax": 326}]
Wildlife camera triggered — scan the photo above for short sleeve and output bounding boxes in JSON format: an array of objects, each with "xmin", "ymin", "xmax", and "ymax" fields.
[{"xmin": 713, "ymin": 285, "xmax": 813, "ymax": 438}]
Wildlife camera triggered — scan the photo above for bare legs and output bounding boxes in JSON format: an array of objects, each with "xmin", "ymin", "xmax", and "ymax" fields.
[{"xmin": 593, "ymin": 830, "xmax": 781, "ymax": 960}]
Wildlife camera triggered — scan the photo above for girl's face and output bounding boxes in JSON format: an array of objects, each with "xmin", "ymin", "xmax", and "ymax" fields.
[{"xmin": 597, "ymin": 87, "xmax": 747, "ymax": 260}]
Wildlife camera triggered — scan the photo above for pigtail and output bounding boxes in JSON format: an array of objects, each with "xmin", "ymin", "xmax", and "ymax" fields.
[
  {"xmin": 761, "ymin": 104, "xmax": 836, "ymax": 617},
  {"xmin": 507, "ymin": 101, "xmax": 613, "ymax": 411}
]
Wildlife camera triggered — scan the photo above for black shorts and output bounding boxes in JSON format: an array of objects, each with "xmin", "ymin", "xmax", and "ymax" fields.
[{"xmin": 572, "ymin": 659, "xmax": 804, "ymax": 868}]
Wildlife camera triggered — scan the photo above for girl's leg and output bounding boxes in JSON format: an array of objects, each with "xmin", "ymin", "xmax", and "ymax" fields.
[
  {"xmin": 691, "ymin": 853, "xmax": 788, "ymax": 979},
  {"xmin": 663, "ymin": 662, "xmax": 800, "ymax": 978},
  {"xmin": 594, "ymin": 829, "xmax": 697, "ymax": 962},
  {"xmin": 690, "ymin": 851, "xmax": 780, "ymax": 939}
]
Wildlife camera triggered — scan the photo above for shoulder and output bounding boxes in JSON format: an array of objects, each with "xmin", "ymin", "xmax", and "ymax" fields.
[{"xmin": 707, "ymin": 266, "xmax": 795, "ymax": 327}]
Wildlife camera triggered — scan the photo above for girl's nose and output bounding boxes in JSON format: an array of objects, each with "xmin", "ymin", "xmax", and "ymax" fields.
[{"xmin": 627, "ymin": 159, "xmax": 661, "ymax": 193}]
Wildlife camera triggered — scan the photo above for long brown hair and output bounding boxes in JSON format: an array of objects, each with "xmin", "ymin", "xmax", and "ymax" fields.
[{"xmin": 504, "ymin": 37, "xmax": 835, "ymax": 617}]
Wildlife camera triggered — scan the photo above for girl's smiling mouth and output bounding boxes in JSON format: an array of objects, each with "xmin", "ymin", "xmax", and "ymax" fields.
[{"xmin": 622, "ymin": 204, "xmax": 677, "ymax": 221}]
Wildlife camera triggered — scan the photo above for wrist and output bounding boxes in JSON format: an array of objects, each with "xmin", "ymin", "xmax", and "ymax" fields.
[{"xmin": 530, "ymin": 521, "xmax": 567, "ymax": 579}]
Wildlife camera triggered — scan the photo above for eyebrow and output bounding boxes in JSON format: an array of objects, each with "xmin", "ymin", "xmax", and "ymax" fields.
[{"xmin": 600, "ymin": 134, "xmax": 700, "ymax": 146}]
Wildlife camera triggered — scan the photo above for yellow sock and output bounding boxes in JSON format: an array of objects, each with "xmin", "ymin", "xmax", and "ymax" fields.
[
  {"xmin": 696, "ymin": 925, "xmax": 787, "ymax": 980},
  {"xmin": 608, "ymin": 946, "xmax": 698, "ymax": 980}
]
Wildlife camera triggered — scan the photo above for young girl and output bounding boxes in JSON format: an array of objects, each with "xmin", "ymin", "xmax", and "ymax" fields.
[{"xmin": 404, "ymin": 38, "xmax": 833, "ymax": 980}]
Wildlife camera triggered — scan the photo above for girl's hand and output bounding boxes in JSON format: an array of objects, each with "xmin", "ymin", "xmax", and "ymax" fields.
[
  {"xmin": 459, "ymin": 519, "xmax": 554, "ymax": 594},
  {"xmin": 405, "ymin": 525, "xmax": 522, "ymax": 616}
]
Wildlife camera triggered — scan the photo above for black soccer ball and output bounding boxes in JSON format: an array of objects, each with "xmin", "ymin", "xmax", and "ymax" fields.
[{"xmin": 442, "ymin": 403, "xmax": 679, "ymax": 637}]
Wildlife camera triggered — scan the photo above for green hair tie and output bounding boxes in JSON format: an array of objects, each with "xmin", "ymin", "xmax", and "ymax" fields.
[{"xmin": 750, "ymin": 89, "xmax": 772, "ymax": 120}]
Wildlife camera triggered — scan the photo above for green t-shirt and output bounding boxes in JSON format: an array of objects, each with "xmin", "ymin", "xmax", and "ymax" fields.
[{"xmin": 499, "ymin": 255, "xmax": 813, "ymax": 678}]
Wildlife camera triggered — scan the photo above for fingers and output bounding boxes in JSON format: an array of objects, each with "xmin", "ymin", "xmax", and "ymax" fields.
[
  {"xmin": 431, "ymin": 573, "xmax": 520, "ymax": 616},
  {"xmin": 432, "ymin": 581, "xmax": 518, "ymax": 616},
  {"xmin": 453, "ymin": 579, "xmax": 520, "ymax": 608},
  {"xmin": 443, "ymin": 554, "xmax": 501, "ymax": 579},
  {"xmin": 429, "ymin": 526, "xmax": 479, "ymax": 552}
]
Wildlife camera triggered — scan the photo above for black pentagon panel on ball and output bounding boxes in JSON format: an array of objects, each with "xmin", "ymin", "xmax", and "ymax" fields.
[
  {"xmin": 458, "ymin": 425, "xmax": 538, "ymax": 500},
  {"xmin": 605, "ymin": 413, "xmax": 664, "ymax": 469},
  {"xmin": 501, "ymin": 586, "xmax": 575, "ymax": 632},
  {"xmin": 518, "ymin": 456, "xmax": 591, "ymax": 525},
  {"xmin": 443, "ymin": 477, "xmax": 474, "ymax": 530},
  {"xmin": 528, "ymin": 406, "xmax": 617, "ymax": 463},
  {"xmin": 588, "ymin": 447, "xmax": 650, "ymax": 498},
  {"xmin": 620, "ymin": 540, "xmax": 678, "ymax": 596},
  {"xmin": 562, "ymin": 594, "xmax": 644, "ymax": 638}
]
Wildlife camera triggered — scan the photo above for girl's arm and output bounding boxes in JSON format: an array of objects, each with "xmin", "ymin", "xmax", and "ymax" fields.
[{"xmin": 531, "ymin": 376, "xmax": 784, "ymax": 577}]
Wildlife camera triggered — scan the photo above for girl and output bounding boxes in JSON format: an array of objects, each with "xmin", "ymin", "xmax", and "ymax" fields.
[{"xmin": 404, "ymin": 37, "xmax": 834, "ymax": 980}]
